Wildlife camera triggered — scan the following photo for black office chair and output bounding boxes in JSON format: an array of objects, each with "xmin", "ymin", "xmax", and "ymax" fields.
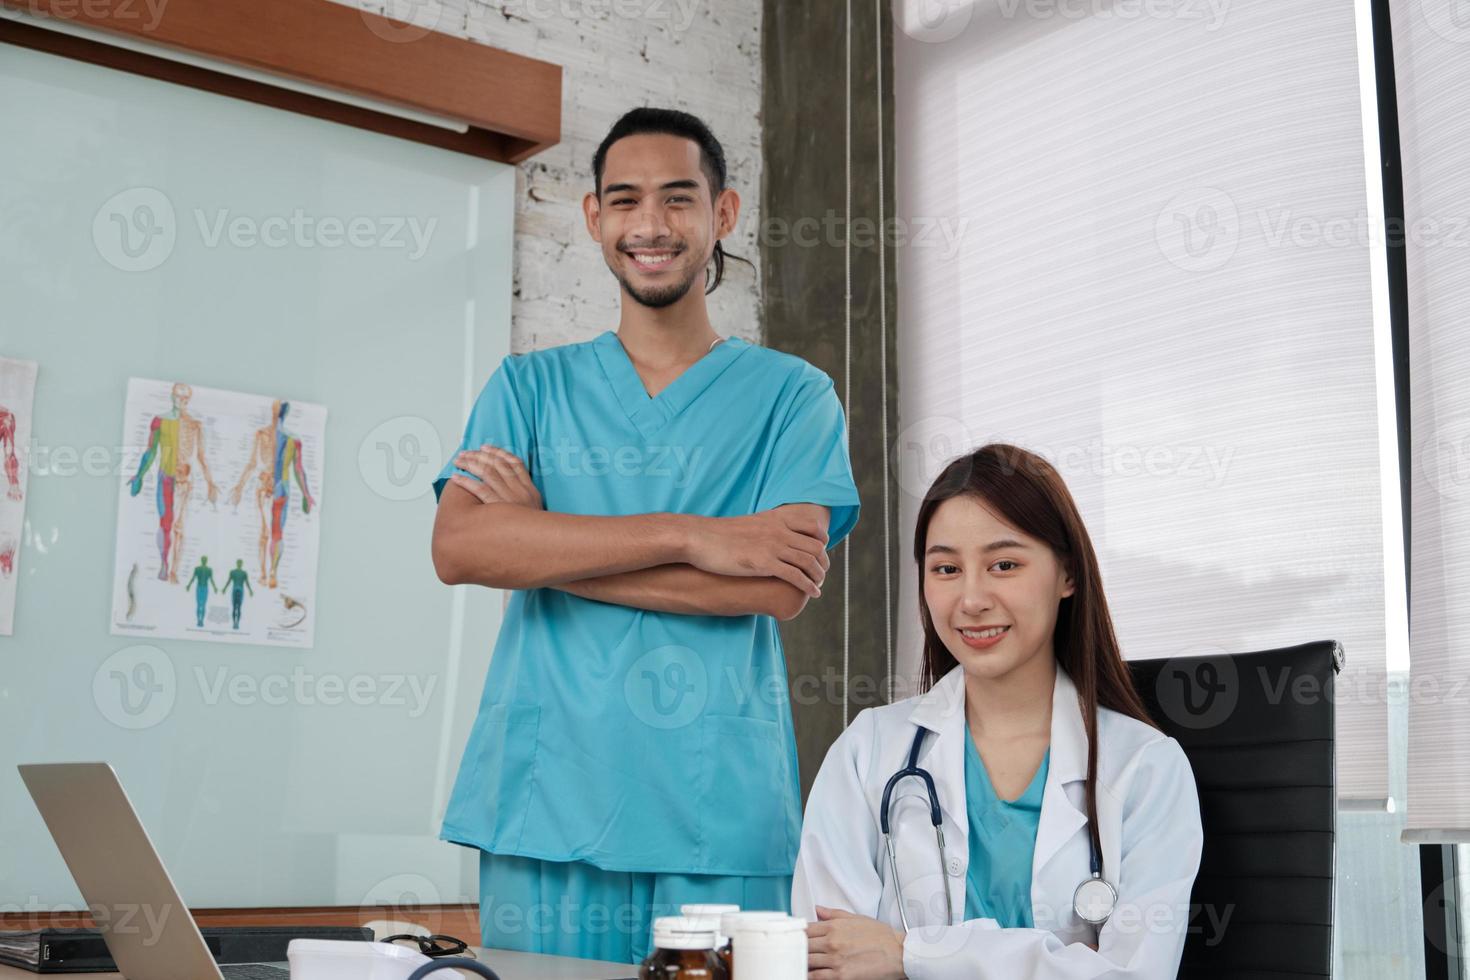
[{"xmin": 1129, "ymin": 640, "xmax": 1342, "ymax": 980}]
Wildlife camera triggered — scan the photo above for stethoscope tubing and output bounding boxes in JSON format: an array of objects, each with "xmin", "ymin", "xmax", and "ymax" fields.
[{"xmin": 882, "ymin": 726, "xmax": 1116, "ymax": 932}]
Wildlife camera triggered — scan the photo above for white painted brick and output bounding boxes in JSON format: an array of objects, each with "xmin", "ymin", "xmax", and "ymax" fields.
[{"xmin": 330, "ymin": 0, "xmax": 764, "ymax": 352}]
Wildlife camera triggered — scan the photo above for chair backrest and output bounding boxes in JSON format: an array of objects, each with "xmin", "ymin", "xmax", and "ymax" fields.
[{"xmin": 1128, "ymin": 640, "xmax": 1342, "ymax": 980}]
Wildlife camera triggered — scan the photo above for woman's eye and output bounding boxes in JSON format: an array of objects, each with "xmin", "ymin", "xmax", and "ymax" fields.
[
  {"xmin": 932, "ymin": 564, "xmax": 958, "ymax": 575},
  {"xmin": 993, "ymin": 560, "xmax": 1018, "ymax": 572}
]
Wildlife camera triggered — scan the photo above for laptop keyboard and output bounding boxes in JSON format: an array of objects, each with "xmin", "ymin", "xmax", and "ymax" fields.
[{"xmin": 219, "ymin": 965, "xmax": 290, "ymax": 979}]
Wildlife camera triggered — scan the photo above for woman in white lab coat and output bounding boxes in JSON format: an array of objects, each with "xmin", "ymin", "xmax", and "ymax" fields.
[{"xmin": 793, "ymin": 443, "xmax": 1203, "ymax": 980}]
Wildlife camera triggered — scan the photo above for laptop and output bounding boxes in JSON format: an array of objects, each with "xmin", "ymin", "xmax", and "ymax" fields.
[{"xmin": 18, "ymin": 762, "xmax": 290, "ymax": 979}]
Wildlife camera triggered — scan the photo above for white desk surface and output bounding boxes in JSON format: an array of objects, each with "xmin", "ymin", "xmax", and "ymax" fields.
[{"xmin": 0, "ymin": 946, "xmax": 640, "ymax": 979}]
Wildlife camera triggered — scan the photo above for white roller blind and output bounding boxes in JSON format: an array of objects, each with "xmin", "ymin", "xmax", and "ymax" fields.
[
  {"xmin": 1391, "ymin": 0, "xmax": 1470, "ymax": 841},
  {"xmin": 893, "ymin": 0, "xmax": 1403, "ymax": 802}
]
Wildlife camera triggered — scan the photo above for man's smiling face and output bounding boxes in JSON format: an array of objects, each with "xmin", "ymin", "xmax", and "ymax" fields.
[{"xmin": 585, "ymin": 132, "xmax": 732, "ymax": 309}]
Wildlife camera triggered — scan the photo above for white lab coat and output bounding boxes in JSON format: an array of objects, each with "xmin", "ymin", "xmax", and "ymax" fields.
[{"xmin": 792, "ymin": 664, "xmax": 1202, "ymax": 979}]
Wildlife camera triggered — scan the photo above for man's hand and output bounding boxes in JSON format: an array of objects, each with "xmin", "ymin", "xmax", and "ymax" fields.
[
  {"xmin": 450, "ymin": 445, "xmax": 543, "ymax": 510},
  {"xmin": 807, "ymin": 906, "xmax": 906, "ymax": 980},
  {"xmin": 685, "ymin": 504, "xmax": 830, "ymax": 597}
]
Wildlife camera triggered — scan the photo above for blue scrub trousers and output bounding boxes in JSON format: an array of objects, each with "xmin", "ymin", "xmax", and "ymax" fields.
[{"xmin": 477, "ymin": 852, "xmax": 791, "ymax": 964}]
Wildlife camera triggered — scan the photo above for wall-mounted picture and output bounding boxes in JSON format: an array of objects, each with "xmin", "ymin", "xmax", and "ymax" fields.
[
  {"xmin": 0, "ymin": 356, "xmax": 38, "ymax": 636},
  {"xmin": 109, "ymin": 377, "xmax": 326, "ymax": 649}
]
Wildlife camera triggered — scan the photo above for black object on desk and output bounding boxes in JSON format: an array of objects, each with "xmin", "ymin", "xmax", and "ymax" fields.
[{"xmin": 0, "ymin": 924, "xmax": 373, "ymax": 973}]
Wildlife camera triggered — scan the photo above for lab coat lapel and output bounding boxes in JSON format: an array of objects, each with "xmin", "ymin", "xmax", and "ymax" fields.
[
  {"xmin": 903, "ymin": 662, "xmax": 1090, "ymax": 930},
  {"xmin": 1034, "ymin": 665, "xmax": 1090, "ymax": 875},
  {"xmin": 904, "ymin": 666, "xmax": 968, "ymax": 829}
]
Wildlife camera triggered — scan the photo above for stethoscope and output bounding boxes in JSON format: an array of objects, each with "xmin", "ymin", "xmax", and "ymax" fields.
[{"xmin": 880, "ymin": 726, "xmax": 1118, "ymax": 933}]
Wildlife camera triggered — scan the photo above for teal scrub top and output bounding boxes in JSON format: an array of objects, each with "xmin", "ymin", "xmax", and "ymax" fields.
[
  {"xmin": 433, "ymin": 331, "xmax": 861, "ymax": 877},
  {"xmin": 962, "ymin": 727, "xmax": 1048, "ymax": 927}
]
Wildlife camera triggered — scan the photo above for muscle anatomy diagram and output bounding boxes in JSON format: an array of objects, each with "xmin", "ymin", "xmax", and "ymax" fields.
[
  {"xmin": 0, "ymin": 356, "xmax": 38, "ymax": 635},
  {"xmin": 112, "ymin": 378, "xmax": 326, "ymax": 649},
  {"xmin": 128, "ymin": 382, "xmax": 220, "ymax": 583},
  {"xmin": 228, "ymin": 399, "xmax": 316, "ymax": 590}
]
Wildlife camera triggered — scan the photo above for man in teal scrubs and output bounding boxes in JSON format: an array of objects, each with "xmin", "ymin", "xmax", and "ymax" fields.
[{"xmin": 430, "ymin": 107, "xmax": 861, "ymax": 963}]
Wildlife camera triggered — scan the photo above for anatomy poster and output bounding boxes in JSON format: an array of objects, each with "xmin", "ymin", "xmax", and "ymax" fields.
[
  {"xmin": 0, "ymin": 357, "xmax": 38, "ymax": 636},
  {"xmin": 110, "ymin": 378, "xmax": 326, "ymax": 649}
]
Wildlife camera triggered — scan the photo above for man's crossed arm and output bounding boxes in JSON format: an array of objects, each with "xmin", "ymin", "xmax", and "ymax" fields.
[{"xmin": 431, "ymin": 445, "xmax": 833, "ymax": 621}]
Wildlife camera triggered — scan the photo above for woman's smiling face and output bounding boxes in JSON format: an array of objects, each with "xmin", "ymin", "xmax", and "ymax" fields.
[{"xmin": 922, "ymin": 495, "xmax": 1075, "ymax": 683}]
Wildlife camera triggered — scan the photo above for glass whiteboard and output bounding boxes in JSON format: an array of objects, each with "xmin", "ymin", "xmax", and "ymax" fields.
[{"xmin": 0, "ymin": 40, "xmax": 514, "ymax": 910}]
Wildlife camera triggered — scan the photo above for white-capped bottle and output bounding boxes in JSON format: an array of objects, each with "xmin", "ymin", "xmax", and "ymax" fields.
[
  {"xmin": 729, "ymin": 915, "xmax": 806, "ymax": 980},
  {"xmin": 717, "ymin": 911, "xmax": 788, "ymax": 973},
  {"xmin": 639, "ymin": 916, "xmax": 728, "ymax": 980},
  {"xmin": 679, "ymin": 905, "xmax": 741, "ymax": 950}
]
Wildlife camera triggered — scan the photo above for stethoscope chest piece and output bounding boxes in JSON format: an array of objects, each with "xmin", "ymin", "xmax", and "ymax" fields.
[{"xmin": 1073, "ymin": 873, "xmax": 1117, "ymax": 926}]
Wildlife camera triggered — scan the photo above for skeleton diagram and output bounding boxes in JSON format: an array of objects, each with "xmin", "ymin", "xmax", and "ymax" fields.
[
  {"xmin": 0, "ymin": 404, "xmax": 20, "ymax": 501},
  {"xmin": 228, "ymin": 399, "xmax": 315, "ymax": 590},
  {"xmin": 128, "ymin": 383, "xmax": 219, "ymax": 582}
]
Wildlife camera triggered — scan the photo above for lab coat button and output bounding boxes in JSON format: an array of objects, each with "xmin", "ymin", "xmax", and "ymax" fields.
[{"xmin": 947, "ymin": 857, "xmax": 963, "ymax": 877}]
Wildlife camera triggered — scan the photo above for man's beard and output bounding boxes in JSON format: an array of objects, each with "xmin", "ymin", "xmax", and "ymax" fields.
[{"xmin": 613, "ymin": 254, "xmax": 703, "ymax": 309}]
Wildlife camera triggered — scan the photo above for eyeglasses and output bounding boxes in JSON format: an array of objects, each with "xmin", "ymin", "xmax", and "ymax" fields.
[{"xmin": 381, "ymin": 933, "xmax": 473, "ymax": 958}]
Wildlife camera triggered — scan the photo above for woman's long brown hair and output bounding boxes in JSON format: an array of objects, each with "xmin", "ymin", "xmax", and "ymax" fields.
[{"xmin": 914, "ymin": 443, "xmax": 1156, "ymax": 875}]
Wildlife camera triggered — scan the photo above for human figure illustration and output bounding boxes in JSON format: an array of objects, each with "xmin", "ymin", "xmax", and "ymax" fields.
[
  {"xmin": 128, "ymin": 383, "xmax": 220, "ymax": 582},
  {"xmin": 228, "ymin": 399, "xmax": 315, "ymax": 590},
  {"xmin": 183, "ymin": 555, "xmax": 219, "ymax": 628},
  {"xmin": 0, "ymin": 404, "xmax": 21, "ymax": 501},
  {"xmin": 226, "ymin": 559, "xmax": 254, "ymax": 630}
]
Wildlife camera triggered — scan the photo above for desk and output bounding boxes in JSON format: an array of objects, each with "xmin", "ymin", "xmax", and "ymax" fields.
[{"xmin": 0, "ymin": 947, "xmax": 640, "ymax": 980}]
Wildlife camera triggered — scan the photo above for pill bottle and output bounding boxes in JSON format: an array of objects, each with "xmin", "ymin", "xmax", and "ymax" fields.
[
  {"xmin": 727, "ymin": 914, "xmax": 805, "ymax": 980},
  {"xmin": 639, "ymin": 916, "xmax": 728, "ymax": 980},
  {"xmin": 680, "ymin": 904, "xmax": 740, "ymax": 950}
]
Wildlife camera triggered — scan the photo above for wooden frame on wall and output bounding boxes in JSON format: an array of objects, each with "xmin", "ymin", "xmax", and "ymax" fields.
[{"xmin": 0, "ymin": 0, "xmax": 562, "ymax": 163}]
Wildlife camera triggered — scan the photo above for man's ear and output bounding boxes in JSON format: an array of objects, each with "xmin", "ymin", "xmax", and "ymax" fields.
[
  {"xmin": 582, "ymin": 190, "xmax": 602, "ymax": 242},
  {"xmin": 714, "ymin": 186, "xmax": 741, "ymax": 240}
]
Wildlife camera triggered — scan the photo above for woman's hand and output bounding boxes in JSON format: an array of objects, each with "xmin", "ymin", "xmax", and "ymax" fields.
[
  {"xmin": 450, "ymin": 445, "xmax": 543, "ymax": 509},
  {"xmin": 807, "ymin": 906, "xmax": 906, "ymax": 980}
]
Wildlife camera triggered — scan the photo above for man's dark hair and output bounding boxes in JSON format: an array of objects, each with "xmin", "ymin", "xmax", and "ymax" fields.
[{"xmin": 592, "ymin": 106, "xmax": 752, "ymax": 295}]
